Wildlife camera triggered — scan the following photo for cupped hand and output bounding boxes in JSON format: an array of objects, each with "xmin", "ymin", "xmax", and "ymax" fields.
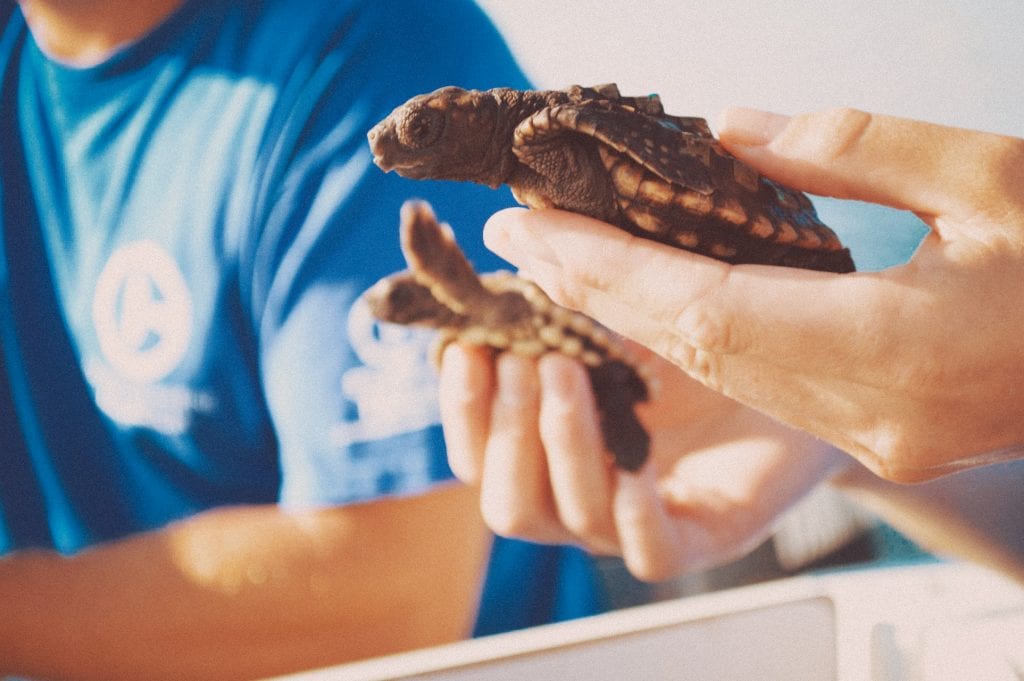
[
  {"xmin": 483, "ymin": 109, "xmax": 1024, "ymax": 482},
  {"xmin": 439, "ymin": 342, "xmax": 843, "ymax": 581}
]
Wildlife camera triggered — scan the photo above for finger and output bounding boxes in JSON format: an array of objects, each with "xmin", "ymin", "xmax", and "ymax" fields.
[
  {"xmin": 478, "ymin": 354, "xmax": 569, "ymax": 544},
  {"xmin": 438, "ymin": 343, "xmax": 494, "ymax": 484},
  {"xmin": 485, "ymin": 208, "xmax": 912, "ymax": 471},
  {"xmin": 485, "ymin": 207, "xmax": 873, "ymax": 379},
  {"xmin": 485, "ymin": 206, "xmax": 731, "ymax": 334},
  {"xmin": 536, "ymin": 353, "xmax": 619, "ymax": 554},
  {"xmin": 716, "ymin": 106, "xmax": 1024, "ymax": 226}
]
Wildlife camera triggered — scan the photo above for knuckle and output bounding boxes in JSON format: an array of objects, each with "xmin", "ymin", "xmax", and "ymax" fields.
[
  {"xmin": 662, "ymin": 338, "xmax": 726, "ymax": 393},
  {"xmin": 861, "ymin": 420, "xmax": 946, "ymax": 483},
  {"xmin": 674, "ymin": 302, "xmax": 732, "ymax": 352},
  {"xmin": 782, "ymin": 107, "xmax": 873, "ymax": 164},
  {"xmin": 534, "ymin": 273, "xmax": 575, "ymax": 310},
  {"xmin": 977, "ymin": 134, "xmax": 1024, "ymax": 208},
  {"xmin": 691, "ymin": 348, "xmax": 726, "ymax": 393},
  {"xmin": 670, "ymin": 269, "xmax": 740, "ymax": 358}
]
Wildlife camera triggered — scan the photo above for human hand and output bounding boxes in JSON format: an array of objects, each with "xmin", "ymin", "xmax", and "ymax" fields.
[
  {"xmin": 439, "ymin": 342, "xmax": 843, "ymax": 580},
  {"xmin": 483, "ymin": 109, "xmax": 1024, "ymax": 482}
]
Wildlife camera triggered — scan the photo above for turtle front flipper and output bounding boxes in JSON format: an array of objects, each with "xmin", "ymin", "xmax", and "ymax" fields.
[
  {"xmin": 509, "ymin": 105, "xmax": 621, "ymax": 221},
  {"xmin": 399, "ymin": 200, "xmax": 493, "ymax": 314}
]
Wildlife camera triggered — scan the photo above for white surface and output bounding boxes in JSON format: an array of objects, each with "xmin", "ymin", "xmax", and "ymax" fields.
[{"xmin": 267, "ymin": 562, "xmax": 1024, "ymax": 681}]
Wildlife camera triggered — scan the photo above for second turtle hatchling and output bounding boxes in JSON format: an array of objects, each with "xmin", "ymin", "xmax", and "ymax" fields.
[
  {"xmin": 368, "ymin": 83, "xmax": 855, "ymax": 272},
  {"xmin": 366, "ymin": 200, "xmax": 651, "ymax": 472}
]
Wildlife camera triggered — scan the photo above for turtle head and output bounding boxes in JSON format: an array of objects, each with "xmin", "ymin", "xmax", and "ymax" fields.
[{"xmin": 368, "ymin": 86, "xmax": 511, "ymax": 188}]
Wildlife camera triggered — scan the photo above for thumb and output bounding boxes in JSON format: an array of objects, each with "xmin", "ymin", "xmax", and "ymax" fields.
[{"xmin": 483, "ymin": 207, "xmax": 866, "ymax": 381}]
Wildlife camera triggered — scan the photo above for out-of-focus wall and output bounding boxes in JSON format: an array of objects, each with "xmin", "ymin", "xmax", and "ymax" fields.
[{"xmin": 478, "ymin": 0, "xmax": 1023, "ymax": 135}]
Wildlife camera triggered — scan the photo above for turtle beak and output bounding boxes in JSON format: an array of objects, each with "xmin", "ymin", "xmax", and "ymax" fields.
[
  {"xmin": 367, "ymin": 121, "xmax": 396, "ymax": 172},
  {"xmin": 368, "ymin": 120, "xmax": 425, "ymax": 176}
]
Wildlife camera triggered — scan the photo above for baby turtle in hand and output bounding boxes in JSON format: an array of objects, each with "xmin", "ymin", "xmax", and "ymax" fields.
[
  {"xmin": 369, "ymin": 83, "xmax": 855, "ymax": 272},
  {"xmin": 366, "ymin": 200, "xmax": 651, "ymax": 472}
]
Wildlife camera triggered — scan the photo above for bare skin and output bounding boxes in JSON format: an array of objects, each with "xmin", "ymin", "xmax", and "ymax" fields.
[
  {"xmin": 441, "ymin": 343, "xmax": 1024, "ymax": 584},
  {"xmin": 439, "ymin": 108, "xmax": 1024, "ymax": 583},
  {"xmin": 442, "ymin": 343, "xmax": 847, "ymax": 580},
  {"xmin": 2, "ymin": 3, "xmax": 494, "ymax": 678},
  {"xmin": 0, "ymin": 488, "xmax": 491, "ymax": 680},
  {"xmin": 482, "ymin": 109, "xmax": 1024, "ymax": 483}
]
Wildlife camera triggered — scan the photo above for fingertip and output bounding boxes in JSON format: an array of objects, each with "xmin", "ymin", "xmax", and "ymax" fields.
[
  {"xmin": 715, "ymin": 107, "xmax": 790, "ymax": 148},
  {"xmin": 483, "ymin": 207, "xmax": 529, "ymax": 257}
]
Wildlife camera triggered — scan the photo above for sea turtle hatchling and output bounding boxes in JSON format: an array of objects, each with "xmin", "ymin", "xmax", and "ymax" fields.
[
  {"xmin": 368, "ymin": 83, "xmax": 855, "ymax": 272},
  {"xmin": 366, "ymin": 200, "xmax": 651, "ymax": 472}
]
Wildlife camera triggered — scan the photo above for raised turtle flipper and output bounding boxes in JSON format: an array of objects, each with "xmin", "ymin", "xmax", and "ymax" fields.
[{"xmin": 399, "ymin": 200, "xmax": 493, "ymax": 315}]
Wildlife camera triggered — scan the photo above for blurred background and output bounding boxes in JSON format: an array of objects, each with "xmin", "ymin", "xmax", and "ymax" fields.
[
  {"xmin": 478, "ymin": 0, "xmax": 1023, "ymax": 132},
  {"xmin": 474, "ymin": 0, "xmax": 1024, "ymax": 609},
  {"xmin": 478, "ymin": 0, "xmax": 1023, "ymax": 270}
]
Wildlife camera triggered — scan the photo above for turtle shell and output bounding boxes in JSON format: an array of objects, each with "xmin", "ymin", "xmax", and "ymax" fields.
[{"xmin": 512, "ymin": 87, "xmax": 855, "ymax": 272}]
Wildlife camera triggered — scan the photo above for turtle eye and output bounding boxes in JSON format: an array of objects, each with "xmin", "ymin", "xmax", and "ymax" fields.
[{"xmin": 398, "ymin": 108, "xmax": 445, "ymax": 149}]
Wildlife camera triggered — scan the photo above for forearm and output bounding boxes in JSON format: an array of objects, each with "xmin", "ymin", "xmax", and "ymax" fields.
[
  {"xmin": 0, "ymin": 486, "xmax": 490, "ymax": 681},
  {"xmin": 834, "ymin": 459, "xmax": 1024, "ymax": 582}
]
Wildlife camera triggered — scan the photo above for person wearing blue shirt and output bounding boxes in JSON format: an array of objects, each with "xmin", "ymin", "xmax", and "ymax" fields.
[{"xmin": 0, "ymin": 1, "xmax": 604, "ymax": 678}]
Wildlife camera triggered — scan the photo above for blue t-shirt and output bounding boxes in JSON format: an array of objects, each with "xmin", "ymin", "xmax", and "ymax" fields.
[{"xmin": 0, "ymin": 0, "xmax": 604, "ymax": 632}]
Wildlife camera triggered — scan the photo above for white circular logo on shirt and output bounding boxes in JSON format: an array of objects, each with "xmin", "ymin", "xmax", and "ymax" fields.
[{"xmin": 92, "ymin": 241, "xmax": 194, "ymax": 383}]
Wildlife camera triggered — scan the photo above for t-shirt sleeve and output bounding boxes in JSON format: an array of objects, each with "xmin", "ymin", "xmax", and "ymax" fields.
[{"xmin": 248, "ymin": 1, "xmax": 530, "ymax": 507}]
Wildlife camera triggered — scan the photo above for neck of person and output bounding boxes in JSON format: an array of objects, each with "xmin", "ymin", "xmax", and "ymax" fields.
[{"xmin": 17, "ymin": 0, "xmax": 186, "ymax": 66}]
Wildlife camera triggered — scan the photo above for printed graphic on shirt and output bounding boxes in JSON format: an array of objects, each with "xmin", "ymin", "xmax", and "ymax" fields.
[
  {"xmin": 331, "ymin": 292, "xmax": 441, "ymax": 448},
  {"xmin": 92, "ymin": 241, "xmax": 193, "ymax": 383},
  {"xmin": 87, "ymin": 240, "xmax": 214, "ymax": 434}
]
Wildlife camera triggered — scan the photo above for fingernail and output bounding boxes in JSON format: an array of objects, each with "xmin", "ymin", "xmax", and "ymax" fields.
[
  {"xmin": 439, "ymin": 344, "xmax": 488, "ymax": 403},
  {"xmin": 484, "ymin": 209, "xmax": 559, "ymax": 268},
  {"xmin": 716, "ymin": 107, "xmax": 790, "ymax": 147},
  {"xmin": 482, "ymin": 211, "xmax": 513, "ymax": 255},
  {"xmin": 496, "ymin": 355, "xmax": 538, "ymax": 408},
  {"xmin": 538, "ymin": 354, "xmax": 589, "ymax": 404}
]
